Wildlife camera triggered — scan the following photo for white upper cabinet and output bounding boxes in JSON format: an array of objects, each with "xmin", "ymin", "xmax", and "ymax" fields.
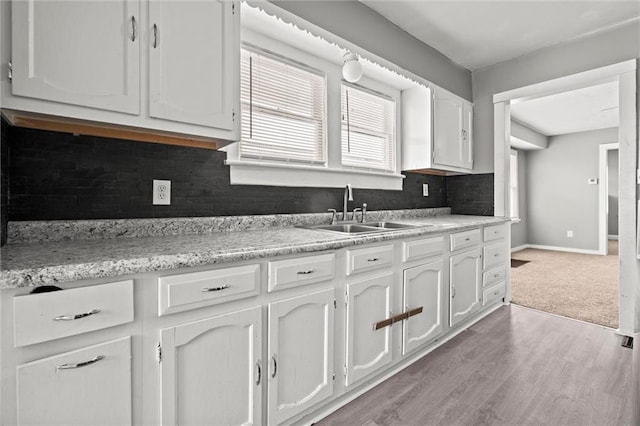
[
  {"xmin": 401, "ymin": 84, "xmax": 473, "ymax": 173},
  {"xmin": 11, "ymin": 0, "xmax": 140, "ymax": 114},
  {"xmin": 148, "ymin": 0, "xmax": 236, "ymax": 130},
  {"xmin": 4, "ymin": 0, "xmax": 240, "ymax": 143}
]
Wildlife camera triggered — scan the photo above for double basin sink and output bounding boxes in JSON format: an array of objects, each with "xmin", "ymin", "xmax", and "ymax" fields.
[{"xmin": 303, "ymin": 221, "xmax": 427, "ymax": 235}]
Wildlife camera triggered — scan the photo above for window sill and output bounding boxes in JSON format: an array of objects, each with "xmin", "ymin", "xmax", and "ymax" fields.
[{"xmin": 225, "ymin": 160, "xmax": 405, "ymax": 190}]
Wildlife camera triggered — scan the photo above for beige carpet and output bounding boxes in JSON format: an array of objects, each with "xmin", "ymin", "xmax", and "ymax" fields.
[{"xmin": 511, "ymin": 241, "xmax": 619, "ymax": 329}]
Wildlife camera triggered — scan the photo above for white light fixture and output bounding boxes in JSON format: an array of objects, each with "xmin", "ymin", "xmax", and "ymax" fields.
[{"xmin": 342, "ymin": 52, "xmax": 363, "ymax": 83}]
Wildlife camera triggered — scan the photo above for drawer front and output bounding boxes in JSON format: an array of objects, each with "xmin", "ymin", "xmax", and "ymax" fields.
[
  {"xmin": 483, "ymin": 267, "xmax": 506, "ymax": 288},
  {"xmin": 403, "ymin": 236, "xmax": 444, "ymax": 263},
  {"xmin": 347, "ymin": 245, "xmax": 394, "ymax": 276},
  {"xmin": 158, "ymin": 264, "xmax": 260, "ymax": 316},
  {"xmin": 450, "ymin": 228, "xmax": 481, "ymax": 251},
  {"xmin": 484, "ymin": 224, "xmax": 506, "ymax": 242},
  {"xmin": 483, "ymin": 282, "xmax": 506, "ymax": 306},
  {"xmin": 17, "ymin": 336, "xmax": 132, "ymax": 426},
  {"xmin": 13, "ymin": 280, "xmax": 134, "ymax": 347},
  {"xmin": 483, "ymin": 243, "xmax": 508, "ymax": 270},
  {"xmin": 268, "ymin": 253, "xmax": 336, "ymax": 292}
]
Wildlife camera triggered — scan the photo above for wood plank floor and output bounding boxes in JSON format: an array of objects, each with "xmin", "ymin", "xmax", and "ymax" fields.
[{"xmin": 317, "ymin": 305, "xmax": 633, "ymax": 426}]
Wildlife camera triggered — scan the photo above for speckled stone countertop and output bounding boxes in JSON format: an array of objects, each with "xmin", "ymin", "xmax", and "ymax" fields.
[{"xmin": 1, "ymin": 210, "xmax": 508, "ymax": 289}]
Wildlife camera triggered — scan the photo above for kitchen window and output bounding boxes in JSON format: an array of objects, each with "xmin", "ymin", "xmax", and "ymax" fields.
[
  {"xmin": 341, "ymin": 84, "xmax": 395, "ymax": 172},
  {"xmin": 240, "ymin": 47, "xmax": 326, "ymax": 165},
  {"xmin": 224, "ymin": 14, "xmax": 405, "ymax": 190}
]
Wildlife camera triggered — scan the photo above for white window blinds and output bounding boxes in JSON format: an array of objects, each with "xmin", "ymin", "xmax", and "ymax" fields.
[
  {"xmin": 240, "ymin": 48, "xmax": 326, "ymax": 164},
  {"xmin": 341, "ymin": 84, "xmax": 395, "ymax": 172}
]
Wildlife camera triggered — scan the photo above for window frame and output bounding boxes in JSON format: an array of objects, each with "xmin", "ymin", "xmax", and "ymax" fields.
[
  {"xmin": 340, "ymin": 82, "xmax": 397, "ymax": 173},
  {"xmin": 239, "ymin": 44, "xmax": 328, "ymax": 166},
  {"xmin": 224, "ymin": 27, "xmax": 405, "ymax": 191}
]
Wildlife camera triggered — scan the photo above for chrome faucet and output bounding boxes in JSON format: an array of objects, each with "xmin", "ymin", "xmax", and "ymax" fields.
[{"xmin": 343, "ymin": 184, "xmax": 353, "ymax": 221}]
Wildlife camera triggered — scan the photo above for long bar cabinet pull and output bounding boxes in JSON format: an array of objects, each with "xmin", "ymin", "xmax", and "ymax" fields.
[
  {"xmin": 53, "ymin": 309, "xmax": 101, "ymax": 321},
  {"xmin": 56, "ymin": 355, "xmax": 105, "ymax": 371},
  {"xmin": 256, "ymin": 361, "xmax": 262, "ymax": 385},
  {"xmin": 297, "ymin": 269, "xmax": 315, "ymax": 275}
]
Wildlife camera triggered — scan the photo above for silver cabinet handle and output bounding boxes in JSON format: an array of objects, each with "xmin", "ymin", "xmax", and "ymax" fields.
[
  {"xmin": 465, "ymin": 237, "xmax": 471, "ymax": 241},
  {"xmin": 452, "ymin": 286, "xmax": 456, "ymax": 298},
  {"xmin": 57, "ymin": 355, "xmax": 104, "ymax": 370},
  {"xmin": 271, "ymin": 355, "xmax": 277, "ymax": 378},
  {"xmin": 152, "ymin": 23, "xmax": 158, "ymax": 48},
  {"xmin": 297, "ymin": 269, "xmax": 315, "ymax": 275},
  {"xmin": 367, "ymin": 258, "xmax": 379, "ymax": 262},
  {"xmin": 53, "ymin": 309, "xmax": 100, "ymax": 321},
  {"xmin": 256, "ymin": 361, "xmax": 262, "ymax": 385},
  {"xmin": 494, "ymin": 253, "xmax": 500, "ymax": 257},
  {"xmin": 494, "ymin": 274, "xmax": 500, "ymax": 278},
  {"xmin": 130, "ymin": 16, "xmax": 137, "ymax": 42},
  {"xmin": 201, "ymin": 284, "xmax": 230, "ymax": 292}
]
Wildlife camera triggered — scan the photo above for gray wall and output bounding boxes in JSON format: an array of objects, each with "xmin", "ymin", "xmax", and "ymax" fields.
[
  {"xmin": 608, "ymin": 149, "xmax": 619, "ymax": 237},
  {"xmin": 511, "ymin": 150, "xmax": 528, "ymax": 249},
  {"xmin": 472, "ymin": 21, "xmax": 639, "ymax": 173},
  {"xmin": 273, "ymin": 1, "xmax": 472, "ymax": 101},
  {"xmin": 526, "ymin": 127, "xmax": 617, "ymax": 251}
]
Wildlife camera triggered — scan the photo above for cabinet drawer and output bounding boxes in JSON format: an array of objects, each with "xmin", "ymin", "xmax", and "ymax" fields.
[
  {"xmin": 158, "ymin": 264, "xmax": 260, "ymax": 316},
  {"xmin": 484, "ymin": 224, "xmax": 506, "ymax": 242},
  {"xmin": 268, "ymin": 253, "xmax": 336, "ymax": 292},
  {"xmin": 403, "ymin": 236, "xmax": 444, "ymax": 263},
  {"xmin": 13, "ymin": 280, "xmax": 134, "ymax": 347},
  {"xmin": 483, "ymin": 267, "xmax": 506, "ymax": 288},
  {"xmin": 483, "ymin": 282, "xmax": 505, "ymax": 306},
  {"xmin": 17, "ymin": 336, "xmax": 132, "ymax": 425},
  {"xmin": 347, "ymin": 245, "xmax": 394, "ymax": 276},
  {"xmin": 483, "ymin": 243, "xmax": 508, "ymax": 270},
  {"xmin": 450, "ymin": 228, "xmax": 481, "ymax": 251}
]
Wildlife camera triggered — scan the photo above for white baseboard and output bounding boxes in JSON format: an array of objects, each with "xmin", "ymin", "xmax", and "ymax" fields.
[
  {"xmin": 511, "ymin": 244, "xmax": 529, "ymax": 253},
  {"xmin": 526, "ymin": 244, "xmax": 601, "ymax": 255},
  {"xmin": 608, "ymin": 235, "xmax": 619, "ymax": 240}
]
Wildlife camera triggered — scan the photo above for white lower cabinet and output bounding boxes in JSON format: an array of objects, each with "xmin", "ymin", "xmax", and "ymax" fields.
[
  {"xmin": 159, "ymin": 306, "xmax": 262, "ymax": 426},
  {"xmin": 402, "ymin": 260, "xmax": 444, "ymax": 354},
  {"xmin": 449, "ymin": 247, "xmax": 482, "ymax": 327},
  {"xmin": 16, "ymin": 336, "xmax": 132, "ymax": 426},
  {"xmin": 345, "ymin": 273, "xmax": 393, "ymax": 387},
  {"xmin": 268, "ymin": 289, "xmax": 335, "ymax": 425}
]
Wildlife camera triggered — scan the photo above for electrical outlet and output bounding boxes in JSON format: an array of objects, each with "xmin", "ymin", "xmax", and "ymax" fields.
[
  {"xmin": 153, "ymin": 179, "xmax": 171, "ymax": 205},
  {"xmin": 422, "ymin": 184, "xmax": 429, "ymax": 197},
  {"xmin": 567, "ymin": 230, "xmax": 573, "ymax": 238}
]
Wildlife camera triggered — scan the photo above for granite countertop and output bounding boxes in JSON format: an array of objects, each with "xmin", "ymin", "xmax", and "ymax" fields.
[{"xmin": 0, "ymin": 211, "xmax": 508, "ymax": 289}]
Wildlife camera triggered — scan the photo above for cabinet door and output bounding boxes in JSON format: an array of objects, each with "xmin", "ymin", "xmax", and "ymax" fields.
[
  {"xmin": 345, "ymin": 273, "xmax": 393, "ymax": 387},
  {"xmin": 11, "ymin": 0, "xmax": 140, "ymax": 114},
  {"xmin": 16, "ymin": 337, "xmax": 132, "ymax": 425},
  {"xmin": 149, "ymin": 0, "xmax": 238, "ymax": 130},
  {"xmin": 433, "ymin": 87, "xmax": 465, "ymax": 169},
  {"xmin": 450, "ymin": 248, "xmax": 482, "ymax": 327},
  {"xmin": 160, "ymin": 306, "xmax": 261, "ymax": 426},
  {"xmin": 402, "ymin": 260, "xmax": 444, "ymax": 355},
  {"xmin": 268, "ymin": 289, "xmax": 334, "ymax": 425},
  {"xmin": 461, "ymin": 102, "xmax": 474, "ymax": 169}
]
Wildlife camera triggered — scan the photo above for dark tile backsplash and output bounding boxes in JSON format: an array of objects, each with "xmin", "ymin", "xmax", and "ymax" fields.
[
  {"xmin": 446, "ymin": 173, "xmax": 494, "ymax": 216},
  {"xmin": 1, "ymin": 119, "xmax": 9, "ymax": 246},
  {"xmin": 0, "ymin": 119, "xmax": 495, "ymax": 244},
  {"xmin": 2, "ymin": 120, "xmax": 455, "ymax": 223}
]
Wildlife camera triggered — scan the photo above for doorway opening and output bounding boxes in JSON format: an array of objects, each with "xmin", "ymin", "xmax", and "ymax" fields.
[{"xmin": 493, "ymin": 61, "xmax": 635, "ymax": 332}]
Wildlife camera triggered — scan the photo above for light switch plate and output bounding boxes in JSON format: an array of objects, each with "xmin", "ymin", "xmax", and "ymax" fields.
[
  {"xmin": 422, "ymin": 184, "xmax": 429, "ymax": 197},
  {"xmin": 587, "ymin": 178, "xmax": 598, "ymax": 185}
]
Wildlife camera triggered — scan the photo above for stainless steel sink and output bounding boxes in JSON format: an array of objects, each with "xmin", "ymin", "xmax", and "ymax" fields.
[
  {"xmin": 302, "ymin": 221, "xmax": 423, "ymax": 234},
  {"xmin": 309, "ymin": 224, "xmax": 384, "ymax": 234},
  {"xmin": 361, "ymin": 221, "xmax": 419, "ymax": 229}
]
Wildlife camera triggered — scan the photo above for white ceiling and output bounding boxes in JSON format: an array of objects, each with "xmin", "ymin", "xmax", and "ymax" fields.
[
  {"xmin": 510, "ymin": 80, "xmax": 619, "ymax": 136},
  {"xmin": 361, "ymin": 1, "xmax": 640, "ymax": 71}
]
